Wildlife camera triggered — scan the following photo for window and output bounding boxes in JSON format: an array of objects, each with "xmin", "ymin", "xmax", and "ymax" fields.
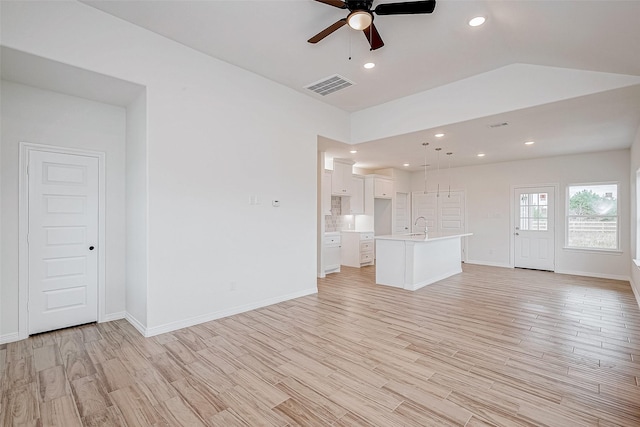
[
  {"xmin": 519, "ymin": 192, "xmax": 548, "ymax": 231},
  {"xmin": 567, "ymin": 183, "xmax": 618, "ymax": 250}
]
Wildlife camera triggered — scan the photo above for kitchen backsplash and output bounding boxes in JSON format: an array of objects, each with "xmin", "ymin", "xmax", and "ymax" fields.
[{"xmin": 325, "ymin": 196, "xmax": 344, "ymax": 232}]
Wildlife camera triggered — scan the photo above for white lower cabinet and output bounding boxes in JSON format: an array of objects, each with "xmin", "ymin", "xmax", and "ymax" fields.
[
  {"xmin": 341, "ymin": 231, "xmax": 374, "ymax": 268},
  {"xmin": 324, "ymin": 232, "xmax": 341, "ymax": 274}
]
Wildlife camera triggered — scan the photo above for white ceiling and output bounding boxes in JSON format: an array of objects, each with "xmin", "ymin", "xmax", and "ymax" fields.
[{"xmin": 42, "ymin": 1, "xmax": 640, "ymax": 169}]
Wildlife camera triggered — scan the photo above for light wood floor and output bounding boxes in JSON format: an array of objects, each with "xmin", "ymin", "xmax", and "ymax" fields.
[{"xmin": 2, "ymin": 264, "xmax": 640, "ymax": 426}]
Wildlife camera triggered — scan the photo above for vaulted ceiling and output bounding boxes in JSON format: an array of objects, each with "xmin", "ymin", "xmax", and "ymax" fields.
[{"xmin": 75, "ymin": 1, "xmax": 640, "ymax": 169}]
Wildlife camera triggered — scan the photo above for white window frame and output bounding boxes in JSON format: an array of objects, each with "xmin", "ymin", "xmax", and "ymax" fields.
[{"xmin": 565, "ymin": 182, "xmax": 619, "ymax": 252}]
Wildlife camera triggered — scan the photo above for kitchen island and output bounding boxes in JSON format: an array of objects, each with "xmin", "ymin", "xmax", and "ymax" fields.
[{"xmin": 375, "ymin": 233, "xmax": 472, "ymax": 291}]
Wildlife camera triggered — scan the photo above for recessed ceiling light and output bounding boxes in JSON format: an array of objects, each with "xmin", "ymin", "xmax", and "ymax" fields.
[
  {"xmin": 435, "ymin": 133, "xmax": 445, "ymax": 138},
  {"xmin": 468, "ymin": 16, "xmax": 486, "ymax": 27},
  {"xmin": 524, "ymin": 141, "xmax": 535, "ymax": 145},
  {"xmin": 403, "ymin": 163, "xmax": 410, "ymax": 167},
  {"xmin": 363, "ymin": 62, "xmax": 375, "ymax": 69},
  {"xmin": 350, "ymin": 150, "xmax": 358, "ymax": 154},
  {"xmin": 477, "ymin": 153, "xmax": 486, "ymax": 157}
]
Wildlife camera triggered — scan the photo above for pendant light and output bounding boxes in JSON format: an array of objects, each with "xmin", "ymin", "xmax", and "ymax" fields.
[
  {"xmin": 435, "ymin": 147, "xmax": 442, "ymax": 197},
  {"xmin": 446, "ymin": 152, "xmax": 453, "ymax": 198},
  {"xmin": 422, "ymin": 142, "xmax": 429, "ymax": 194}
]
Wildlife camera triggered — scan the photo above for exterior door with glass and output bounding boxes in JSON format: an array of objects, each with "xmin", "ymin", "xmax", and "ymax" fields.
[{"xmin": 514, "ymin": 186, "xmax": 555, "ymax": 271}]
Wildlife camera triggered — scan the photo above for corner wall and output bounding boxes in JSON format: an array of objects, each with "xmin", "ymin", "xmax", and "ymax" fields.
[
  {"xmin": 629, "ymin": 124, "xmax": 640, "ymax": 306},
  {"xmin": 125, "ymin": 91, "xmax": 148, "ymax": 330}
]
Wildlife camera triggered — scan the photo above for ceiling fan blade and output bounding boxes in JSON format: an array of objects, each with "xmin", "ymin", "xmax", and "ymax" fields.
[
  {"xmin": 363, "ymin": 22, "xmax": 384, "ymax": 50},
  {"xmin": 308, "ymin": 19, "xmax": 348, "ymax": 43},
  {"xmin": 314, "ymin": 0, "xmax": 347, "ymax": 9},
  {"xmin": 374, "ymin": 0, "xmax": 436, "ymax": 15}
]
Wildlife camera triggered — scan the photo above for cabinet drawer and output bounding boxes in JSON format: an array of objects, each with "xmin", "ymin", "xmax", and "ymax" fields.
[
  {"xmin": 360, "ymin": 252, "xmax": 374, "ymax": 263},
  {"xmin": 360, "ymin": 232, "xmax": 374, "ymax": 241},
  {"xmin": 360, "ymin": 241, "xmax": 374, "ymax": 252},
  {"xmin": 324, "ymin": 236, "xmax": 341, "ymax": 246}
]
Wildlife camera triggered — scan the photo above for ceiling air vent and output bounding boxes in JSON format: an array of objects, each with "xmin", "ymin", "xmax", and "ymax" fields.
[
  {"xmin": 488, "ymin": 122, "xmax": 509, "ymax": 128},
  {"xmin": 305, "ymin": 74, "xmax": 354, "ymax": 96}
]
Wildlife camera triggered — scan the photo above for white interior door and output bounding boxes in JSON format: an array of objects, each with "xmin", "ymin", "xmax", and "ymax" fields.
[
  {"xmin": 412, "ymin": 192, "xmax": 437, "ymax": 233},
  {"xmin": 514, "ymin": 186, "xmax": 555, "ymax": 271},
  {"xmin": 439, "ymin": 191, "xmax": 466, "ymax": 260},
  {"xmin": 395, "ymin": 192, "xmax": 410, "ymax": 233},
  {"xmin": 28, "ymin": 150, "xmax": 99, "ymax": 334},
  {"xmin": 439, "ymin": 191, "xmax": 465, "ymax": 234}
]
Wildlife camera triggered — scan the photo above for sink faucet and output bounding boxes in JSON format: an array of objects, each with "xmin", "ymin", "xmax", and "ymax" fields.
[{"xmin": 414, "ymin": 216, "xmax": 428, "ymax": 234}]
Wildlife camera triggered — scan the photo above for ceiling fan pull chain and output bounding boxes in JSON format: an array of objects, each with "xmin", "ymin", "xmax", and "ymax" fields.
[{"xmin": 349, "ymin": 30, "xmax": 352, "ymax": 60}]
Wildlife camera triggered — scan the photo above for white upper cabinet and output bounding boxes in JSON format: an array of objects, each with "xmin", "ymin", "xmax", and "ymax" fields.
[
  {"xmin": 342, "ymin": 175, "xmax": 364, "ymax": 214},
  {"xmin": 374, "ymin": 177, "xmax": 394, "ymax": 199},
  {"xmin": 331, "ymin": 159, "xmax": 354, "ymax": 196}
]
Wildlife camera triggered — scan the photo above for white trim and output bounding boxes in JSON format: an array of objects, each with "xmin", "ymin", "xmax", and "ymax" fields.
[
  {"xmin": 405, "ymin": 268, "xmax": 463, "ymax": 291},
  {"xmin": 18, "ymin": 142, "xmax": 106, "ymax": 340},
  {"xmin": 554, "ymin": 269, "xmax": 630, "ymax": 282},
  {"xmin": 102, "ymin": 311, "xmax": 126, "ymax": 322},
  {"xmin": 562, "ymin": 247, "xmax": 623, "ymax": 255},
  {"xmin": 0, "ymin": 332, "xmax": 21, "ymax": 344},
  {"xmin": 125, "ymin": 312, "xmax": 147, "ymax": 336},
  {"xmin": 464, "ymin": 259, "xmax": 512, "ymax": 269},
  {"xmin": 138, "ymin": 287, "xmax": 318, "ymax": 338}
]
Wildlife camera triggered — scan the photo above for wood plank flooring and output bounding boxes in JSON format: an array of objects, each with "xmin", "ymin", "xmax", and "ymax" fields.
[{"xmin": 2, "ymin": 264, "xmax": 640, "ymax": 426}]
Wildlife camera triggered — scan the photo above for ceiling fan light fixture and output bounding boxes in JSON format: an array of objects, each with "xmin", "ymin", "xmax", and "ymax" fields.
[{"xmin": 347, "ymin": 11, "xmax": 373, "ymax": 30}]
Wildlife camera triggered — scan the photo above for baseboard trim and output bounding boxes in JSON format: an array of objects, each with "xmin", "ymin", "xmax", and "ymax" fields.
[
  {"xmin": 102, "ymin": 311, "xmax": 126, "ymax": 322},
  {"xmin": 125, "ymin": 312, "xmax": 148, "ymax": 337},
  {"xmin": 554, "ymin": 269, "xmax": 630, "ymax": 282},
  {"xmin": 143, "ymin": 287, "xmax": 318, "ymax": 338},
  {"xmin": 0, "ymin": 332, "xmax": 21, "ymax": 344},
  {"xmin": 407, "ymin": 268, "xmax": 463, "ymax": 291},
  {"xmin": 464, "ymin": 260, "xmax": 511, "ymax": 269}
]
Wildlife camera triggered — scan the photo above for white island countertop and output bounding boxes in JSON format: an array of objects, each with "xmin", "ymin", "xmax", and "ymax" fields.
[
  {"xmin": 374, "ymin": 232, "xmax": 472, "ymax": 291},
  {"xmin": 375, "ymin": 232, "xmax": 472, "ymax": 242}
]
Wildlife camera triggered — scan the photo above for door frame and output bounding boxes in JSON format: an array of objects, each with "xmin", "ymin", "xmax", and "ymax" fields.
[
  {"xmin": 18, "ymin": 142, "xmax": 106, "ymax": 340},
  {"xmin": 510, "ymin": 183, "xmax": 559, "ymax": 269}
]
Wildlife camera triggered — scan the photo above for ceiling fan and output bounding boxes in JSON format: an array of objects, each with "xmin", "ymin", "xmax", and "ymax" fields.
[{"xmin": 308, "ymin": 0, "xmax": 436, "ymax": 50}]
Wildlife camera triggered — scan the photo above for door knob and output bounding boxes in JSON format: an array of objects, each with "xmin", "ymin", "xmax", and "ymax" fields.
[
  {"xmin": 514, "ymin": 233, "xmax": 519, "ymax": 236},
  {"xmin": 89, "ymin": 246, "xmax": 95, "ymax": 251}
]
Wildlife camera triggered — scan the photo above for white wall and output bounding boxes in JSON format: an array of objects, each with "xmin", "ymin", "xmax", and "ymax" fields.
[
  {"xmin": 0, "ymin": 80, "xmax": 127, "ymax": 337},
  {"xmin": 629, "ymin": 124, "xmax": 640, "ymax": 305},
  {"xmin": 411, "ymin": 150, "xmax": 631, "ymax": 279},
  {"xmin": 125, "ymin": 91, "xmax": 148, "ymax": 327},
  {"xmin": 1, "ymin": 1, "xmax": 350, "ymax": 336}
]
